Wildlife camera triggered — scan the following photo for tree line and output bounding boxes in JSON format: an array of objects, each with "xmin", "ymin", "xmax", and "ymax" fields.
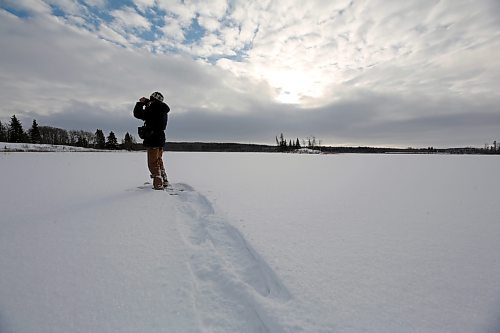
[
  {"xmin": 275, "ymin": 133, "xmax": 322, "ymax": 151},
  {"xmin": 0, "ymin": 115, "xmax": 137, "ymax": 150}
]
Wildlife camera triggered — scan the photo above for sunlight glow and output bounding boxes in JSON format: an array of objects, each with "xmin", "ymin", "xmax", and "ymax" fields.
[{"xmin": 266, "ymin": 69, "xmax": 326, "ymax": 104}]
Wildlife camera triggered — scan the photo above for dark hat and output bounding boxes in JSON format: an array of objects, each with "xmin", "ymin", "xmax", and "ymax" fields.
[{"xmin": 150, "ymin": 91, "xmax": 164, "ymax": 102}]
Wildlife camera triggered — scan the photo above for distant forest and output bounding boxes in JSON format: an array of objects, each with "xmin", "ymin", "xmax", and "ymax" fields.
[
  {"xmin": 1, "ymin": 115, "xmax": 499, "ymax": 154},
  {"xmin": 1, "ymin": 115, "xmax": 136, "ymax": 150}
]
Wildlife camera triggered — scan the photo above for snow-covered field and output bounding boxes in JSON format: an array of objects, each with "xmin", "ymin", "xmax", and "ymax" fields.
[
  {"xmin": 1, "ymin": 151, "xmax": 499, "ymax": 333},
  {"xmin": 1, "ymin": 142, "xmax": 101, "ymax": 152}
]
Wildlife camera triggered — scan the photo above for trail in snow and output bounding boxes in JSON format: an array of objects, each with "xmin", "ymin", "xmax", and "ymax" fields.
[
  {"xmin": 135, "ymin": 182, "xmax": 331, "ymax": 332},
  {"xmin": 172, "ymin": 183, "xmax": 290, "ymax": 332}
]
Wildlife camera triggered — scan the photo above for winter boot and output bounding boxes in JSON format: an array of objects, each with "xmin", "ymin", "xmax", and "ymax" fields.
[
  {"xmin": 153, "ymin": 176, "xmax": 164, "ymax": 190},
  {"xmin": 161, "ymin": 170, "xmax": 169, "ymax": 187}
]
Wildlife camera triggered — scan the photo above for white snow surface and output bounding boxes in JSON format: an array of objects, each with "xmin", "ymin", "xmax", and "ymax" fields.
[
  {"xmin": 1, "ymin": 151, "xmax": 500, "ymax": 332},
  {"xmin": 1, "ymin": 142, "xmax": 101, "ymax": 152},
  {"xmin": 292, "ymin": 148, "xmax": 322, "ymax": 154}
]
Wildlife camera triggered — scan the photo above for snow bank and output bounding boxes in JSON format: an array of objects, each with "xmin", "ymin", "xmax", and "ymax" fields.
[
  {"xmin": 292, "ymin": 148, "xmax": 322, "ymax": 154},
  {"xmin": 1, "ymin": 142, "xmax": 101, "ymax": 152}
]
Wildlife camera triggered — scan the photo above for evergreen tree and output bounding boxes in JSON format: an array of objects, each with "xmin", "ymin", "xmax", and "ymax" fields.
[
  {"xmin": 296, "ymin": 138, "xmax": 301, "ymax": 148},
  {"xmin": 0, "ymin": 121, "xmax": 7, "ymax": 142},
  {"xmin": 106, "ymin": 131, "xmax": 118, "ymax": 149},
  {"xmin": 8, "ymin": 115, "xmax": 26, "ymax": 143},
  {"xmin": 29, "ymin": 119, "xmax": 42, "ymax": 144},
  {"xmin": 76, "ymin": 134, "xmax": 89, "ymax": 147},
  {"xmin": 278, "ymin": 133, "xmax": 286, "ymax": 150},
  {"xmin": 95, "ymin": 129, "xmax": 106, "ymax": 149},
  {"xmin": 123, "ymin": 132, "xmax": 135, "ymax": 151}
]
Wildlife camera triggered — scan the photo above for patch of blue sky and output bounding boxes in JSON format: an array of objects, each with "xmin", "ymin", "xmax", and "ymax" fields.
[
  {"xmin": 132, "ymin": 29, "xmax": 156, "ymax": 43},
  {"xmin": 103, "ymin": 0, "xmax": 136, "ymax": 11},
  {"xmin": 77, "ymin": 1, "xmax": 113, "ymax": 22},
  {"xmin": 80, "ymin": 1, "xmax": 163, "ymax": 41},
  {"xmin": 146, "ymin": 7, "xmax": 166, "ymax": 25},
  {"xmin": 236, "ymin": 40, "xmax": 253, "ymax": 59},
  {"xmin": 72, "ymin": 0, "xmax": 146, "ymax": 34},
  {"xmin": 139, "ymin": 7, "xmax": 165, "ymax": 40},
  {"xmin": 49, "ymin": 4, "xmax": 66, "ymax": 17},
  {"xmin": 0, "ymin": 4, "xmax": 32, "ymax": 18},
  {"xmin": 75, "ymin": 0, "xmax": 136, "ymax": 23},
  {"xmin": 182, "ymin": 17, "xmax": 206, "ymax": 45},
  {"xmin": 44, "ymin": 2, "xmax": 100, "ymax": 31}
]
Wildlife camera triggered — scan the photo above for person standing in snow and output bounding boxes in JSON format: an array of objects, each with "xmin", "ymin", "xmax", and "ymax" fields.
[{"xmin": 133, "ymin": 91, "xmax": 170, "ymax": 190}]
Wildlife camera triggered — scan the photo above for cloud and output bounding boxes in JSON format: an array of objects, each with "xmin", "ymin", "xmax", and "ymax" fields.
[
  {"xmin": 168, "ymin": 91, "xmax": 500, "ymax": 147},
  {"xmin": 0, "ymin": 9, "xmax": 274, "ymax": 130},
  {"xmin": 21, "ymin": 100, "xmax": 136, "ymax": 136},
  {"xmin": 133, "ymin": 0, "xmax": 155, "ymax": 12},
  {"xmin": 110, "ymin": 6, "xmax": 151, "ymax": 32},
  {"xmin": 1, "ymin": 0, "xmax": 500, "ymax": 147},
  {"xmin": 1, "ymin": 0, "xmax": 51, "ymax": 15},
  {"xmin": 81, "ymin": 0, "xmax": 106, "ymax": 8}
]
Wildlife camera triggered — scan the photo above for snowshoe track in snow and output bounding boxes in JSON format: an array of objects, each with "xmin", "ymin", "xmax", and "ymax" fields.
[
  {"xmin": 171, "ymin": 183, "xmax": 291, "ymax": 332},
  {"xmin": 137, "ymin": 182, "xmax": 187, "ymax": 195}
]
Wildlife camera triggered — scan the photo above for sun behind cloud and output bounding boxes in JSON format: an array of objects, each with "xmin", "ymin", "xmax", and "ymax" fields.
[{"xmin": 268, "ymin": 68, "xmax": 326, "ymax": 104}]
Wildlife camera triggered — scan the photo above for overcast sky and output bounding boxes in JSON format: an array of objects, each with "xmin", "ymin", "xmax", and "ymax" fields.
[{"xmin": 1, "ymin": 0, "xmax": 499, "ymax": 147}]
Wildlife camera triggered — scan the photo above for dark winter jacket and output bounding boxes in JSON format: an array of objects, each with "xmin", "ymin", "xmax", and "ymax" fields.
[{"xmin": 133, "ymin": 100, "xmax": 170, "ymax": 148}]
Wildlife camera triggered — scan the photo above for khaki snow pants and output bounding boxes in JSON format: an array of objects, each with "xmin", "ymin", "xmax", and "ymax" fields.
[{"xmin": 147, "ymin": 147, "xmax": 165, "ymax": 187}]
